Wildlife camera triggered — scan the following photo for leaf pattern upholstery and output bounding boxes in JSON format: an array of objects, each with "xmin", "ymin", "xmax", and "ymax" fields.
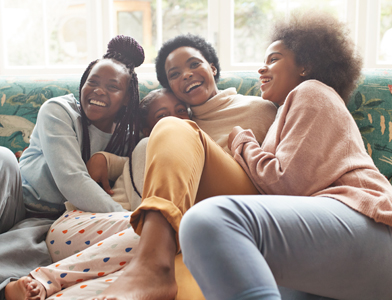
[{"xmin": 1, "ymin": 70, "xmax": 392, "ymax": 182}]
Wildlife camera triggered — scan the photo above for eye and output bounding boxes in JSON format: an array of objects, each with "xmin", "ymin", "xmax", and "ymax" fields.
[
  {"xmin": 190, "ymin": 61, "xmax": 200, "ymax": 68},
  {"xmin": 108, "ymin": 85, "xmax": 121, "ymax": 91},
  {"xmin": 87, "ymin": 79, "xmax": 98, "ymax": 86},
  {"xmin": 177, "ymin": 107, "xmax": 187, "ymax": 114},
  {"xmin": 168, "ymin": 72, "xmax": 179, "ymax": 80},
  {"xmin": 157, "ymin": 113, "xmax": 168, "ymax": 119}
]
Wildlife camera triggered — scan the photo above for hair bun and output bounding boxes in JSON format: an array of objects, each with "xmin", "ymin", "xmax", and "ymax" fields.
[{"xmin": 106, "ymin": 35, "xmax": 145, "ymax": 68}]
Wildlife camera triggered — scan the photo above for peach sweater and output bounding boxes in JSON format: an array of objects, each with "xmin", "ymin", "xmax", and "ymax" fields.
[{"xmin": 231, "ymin": 80, "xmax": 392, "ymax": 226}]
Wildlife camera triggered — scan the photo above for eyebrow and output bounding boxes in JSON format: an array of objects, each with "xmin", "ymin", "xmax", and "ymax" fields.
[
  {"xmin": 90, "ymin": 74, "xmax": 120, "ymax": 83},
  {"xmin": 264, "ymin": 51, "xmax": 283, "ymax": 63}
]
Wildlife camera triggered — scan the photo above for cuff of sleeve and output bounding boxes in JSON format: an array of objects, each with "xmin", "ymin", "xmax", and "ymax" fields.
[
  {"xmin": 232, "ymin": 129, "xmax": 258, "ymax": 152},
  {"xmin": 130, "ymin": 196, "xmax": 183, "ymax": 252}
]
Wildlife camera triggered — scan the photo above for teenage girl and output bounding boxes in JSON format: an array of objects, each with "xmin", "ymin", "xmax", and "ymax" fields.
[
  {"xmin": 4, "ymin": 89, "xmax": 204, "ymax": 300},
  {"xmin": 0, "ymin": 35, "xmax": 144, "ymax": 299},
  {"xmin": 180, "ymin": 12, "xmax": 392, "ymax": 300}
]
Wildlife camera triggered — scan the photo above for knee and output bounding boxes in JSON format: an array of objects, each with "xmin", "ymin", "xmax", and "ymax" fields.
[
  {"xmin": 0, "ymin": 147, "xmax": 19, "ymax": 174},
  {"xmin": 180, "ymin": 196, "xmax": 235, "ymax": 249}
]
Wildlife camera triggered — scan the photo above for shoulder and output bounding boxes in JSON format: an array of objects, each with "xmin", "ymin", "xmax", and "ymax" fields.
[
  {"xmin": 38, "ymin": 94, "xmax": 80, "ymax": 119},
  {"xmin": 288, "ymin": 80, "xmax": 345, "ymax": 109}
]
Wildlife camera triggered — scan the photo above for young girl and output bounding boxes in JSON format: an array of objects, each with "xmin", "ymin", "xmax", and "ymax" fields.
[
  {"xmin": 5, "ymin": 89, "xmax": 203, "ymax": 300},
  {"xmin": 90, "ymin": 34, "xmax": 278, "ymax": 300},
  {"xmin": 0, "ymin": 35, "xmax": 144, "ymax": 298},
  {"xmin": 179, "ymin": 12, "xmax": 392, "ymax": 300}
]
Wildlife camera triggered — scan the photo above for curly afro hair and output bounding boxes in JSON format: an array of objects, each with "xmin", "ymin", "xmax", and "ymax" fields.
[
  {"xmin": 268, "ymin": 11, "xmax": 363, "ymax": 104},
  {"xmin": 155, "ymin": 34, "xmax": 220, "ymax": 89}
]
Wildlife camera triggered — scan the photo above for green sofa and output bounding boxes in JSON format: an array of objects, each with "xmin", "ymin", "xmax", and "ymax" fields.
[{"xmin": 1, "ymin": 69, "xmax": 392, "ymax": 184}]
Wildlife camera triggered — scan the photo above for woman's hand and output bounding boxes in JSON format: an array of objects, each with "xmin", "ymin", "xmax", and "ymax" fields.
[
  {"xmin": 228, "ymin": 126, "xmax": 245, "ymax": 151},
  {"xmin": 86, "ymin": 153, "xmax": 113, "ymax": 196}
]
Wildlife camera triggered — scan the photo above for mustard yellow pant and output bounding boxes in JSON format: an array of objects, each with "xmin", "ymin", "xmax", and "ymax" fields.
[{"xmin": 130, "ymin": 117, "xmax": 259, "ymax": 247}]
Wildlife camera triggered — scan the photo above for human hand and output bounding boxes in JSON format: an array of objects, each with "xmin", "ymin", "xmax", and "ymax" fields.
[
  {"xmin": 86, "ymin": 153, "xmax": 113, "ymax": 195},
  {"xmin": 228, "ymin": 126, "xmax": 244, "ymax": 151}
]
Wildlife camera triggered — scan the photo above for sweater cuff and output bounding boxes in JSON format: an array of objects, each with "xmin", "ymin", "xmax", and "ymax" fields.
[{"xmin": 232, "ymin": 129, "xmax": 258, "ymax": 152}]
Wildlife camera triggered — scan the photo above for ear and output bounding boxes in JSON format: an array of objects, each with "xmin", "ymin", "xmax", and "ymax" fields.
[
  {"xmin": 210, "ymin": 63, "xmax": 217, "ymax": 76},
  {"xmin": 299, "ymin": 66, "xmax": 309, "ymax": 78},
  {"xmin": 142, "ymin": 127, "xmax": 151, "ymax": 137}
]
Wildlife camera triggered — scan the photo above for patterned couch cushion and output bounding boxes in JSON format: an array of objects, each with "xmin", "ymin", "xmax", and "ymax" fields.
[{"xmin": 1, "ymin": 69, "xmax": 392, "ymax": 182}]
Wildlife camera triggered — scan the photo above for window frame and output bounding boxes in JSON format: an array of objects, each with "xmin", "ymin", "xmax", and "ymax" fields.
[{"xmin": 0, "ymin": 0, "xmax": 390, "ymax": 76}]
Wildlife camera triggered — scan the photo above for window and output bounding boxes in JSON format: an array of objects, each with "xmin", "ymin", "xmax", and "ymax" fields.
[{"xmin": 0, "ymin": 0, "xmax": 390, "ymax": 76}]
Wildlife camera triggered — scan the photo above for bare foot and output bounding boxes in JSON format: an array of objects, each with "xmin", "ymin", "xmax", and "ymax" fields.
[
  {"xmin": 92, "ymin": 258, "xmax": 177, "ymax": 300},
  {"xmin": 4, "ymin": 276, "xmax": 46, "ymax": 300},
  {"xmin": 91, "ymin": 211, "xmax": 178, "ymax": 300}
]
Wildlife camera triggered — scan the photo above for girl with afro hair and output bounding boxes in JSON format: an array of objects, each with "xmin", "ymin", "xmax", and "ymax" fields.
[{"xmin": 179, "ymin": 11, "xmax": 392, "ymax": 300}]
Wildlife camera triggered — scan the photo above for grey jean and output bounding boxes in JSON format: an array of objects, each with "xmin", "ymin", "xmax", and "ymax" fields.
[
  {"xmin": 179, "ymin": 195, "xmax": 392, "ymax": 300},
  {"xmin": 0, "ymin": 147, "xmax": 53, "ymax": 300}
]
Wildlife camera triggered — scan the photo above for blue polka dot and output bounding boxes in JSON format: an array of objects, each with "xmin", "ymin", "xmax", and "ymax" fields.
[
  {"xmin": 75, "ymin": 217, "xmax": 80, "ymax": 219},
  {"xmin": 103, "ymin": 257, "xmax": 110, "ymax": 262},
  {"xmin": 66, "ymin": 241, "xmax": 71, "ymax": 245},
  {"xmin": 50, "ymin": 240, "xmax": 54, "ymax": 244},
  {"xmin": 85, "ymin": 241, "xmax": 90, "ymax": 245},
  {"xmin": 60, "ymin": 273, "xmax": 67, "ymax": 278},
  {"xmin": 108, "ymin": 215, "xmax": 113, "ymax": 217},
  {"xmin": 125, "ymin": 248, "xmax": 132, "ymax": 252},
  {"xmin": 90, "ymin": 216, "xmax": 96, "ymax": 219},
  {"xmin": 64, "ymin": 214, "xmax": 69, "ymax": 218},
  {"xmin": 124, "ymin": 215, "xmax": 129, "ymax": 218},
  {"xmin": 83, "ymin": 268, "xmax": 90, "ymax": 272},
  {"xmin": 47, "ymin": 281, "xmax": 52, "ymax": 284}
]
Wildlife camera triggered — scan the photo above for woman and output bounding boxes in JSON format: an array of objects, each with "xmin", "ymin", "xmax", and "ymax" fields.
[
  {"xmin": 0, "ymin": 35, "xmax": 144, "ymax": 300},
  {"xmin": 82, "ymin": 34, "xmax": 277, "ymax": 300},
  {"xmin": 179, "ymin": 12, "xmax": 392, "ymax": 300}
]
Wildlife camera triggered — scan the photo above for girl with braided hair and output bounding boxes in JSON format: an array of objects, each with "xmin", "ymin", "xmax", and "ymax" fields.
[{"xmin": 0, "ymin": 35, "xmax": 144, "ymax": 300}]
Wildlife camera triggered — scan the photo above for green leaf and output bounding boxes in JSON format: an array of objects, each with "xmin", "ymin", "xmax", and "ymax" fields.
[
  {"xmin": 364, "ymin": 99, "xmax": 383, "ymax": 107},
  {"xmin": 351, "ymin": 111, "xmax": 365, "ymax": 120},
  {"xmin": 354, "ymin": 92, "xmax": 364, "ymax": 109},
  {"xmin": 359, "ymin": 125, "xmax": 375, "ymax": 134}
]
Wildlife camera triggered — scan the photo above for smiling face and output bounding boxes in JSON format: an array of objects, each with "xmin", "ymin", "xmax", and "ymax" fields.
[
  {"xmin": 143, "ymin": 91, "xmax": 190, "ymax": 136},
  {"xmin": 81, "ymin": 59, "xmax": 130, "ymax": 133},
  {"xmin": 164, "ymin": 46, "xmax": 219, "ymax": 106},
  {"xmin": 259, "ymin": 40, "xmax": 305, "ymax": 106}
]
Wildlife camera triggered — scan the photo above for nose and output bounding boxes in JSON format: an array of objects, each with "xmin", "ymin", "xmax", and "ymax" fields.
[
  {"xmin": 183, "ymin": 69, "xmax": 193, "ymax": 80},
  {"xmin": 94, "ymin": 87, "xmax": 105, "ymax": 95},
  {"xmin": 258, "ymin": 64, "xmax": 267, "ymax": 74}
]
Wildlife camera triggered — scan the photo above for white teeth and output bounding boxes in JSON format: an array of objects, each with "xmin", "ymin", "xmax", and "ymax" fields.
[
  {"xmin": 186, "ymin": 82, "xmax": 202, "ymax": 93},
  {"xmin": 261, "ymin": 78, "xmax": 271, "ymax": 84},
  {"xmin": 90, "ymin": 99, "xmax": 107, "ymax": 107}
]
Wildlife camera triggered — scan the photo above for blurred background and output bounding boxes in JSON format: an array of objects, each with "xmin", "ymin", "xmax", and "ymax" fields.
[{"xmin": 0, "ymin": 0, "xmax": 391, "ymax": 75}]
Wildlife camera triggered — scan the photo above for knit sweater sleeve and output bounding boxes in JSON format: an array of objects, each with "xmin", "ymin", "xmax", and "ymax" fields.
[
  {"xmin": 231, "ymin": 80, "xmax": 352, "ymax": 196},
  {"xmin": 31, "ymin": 100, "xmax": 125, "ymax": 212}
]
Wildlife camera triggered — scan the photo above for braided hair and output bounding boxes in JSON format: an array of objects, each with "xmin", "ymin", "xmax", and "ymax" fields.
[{"xmin": 79, "ymin": 35, "xmax": 144, "ymax": 197}]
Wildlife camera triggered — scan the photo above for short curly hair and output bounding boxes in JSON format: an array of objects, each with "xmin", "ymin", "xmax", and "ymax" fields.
[
  {"xmin": 268, "ymin": 11, "xmax": 363, "ymax": 104},
  {"xmin": 155, "ymin": 34, "xmax": 220, "ymax": 89}
]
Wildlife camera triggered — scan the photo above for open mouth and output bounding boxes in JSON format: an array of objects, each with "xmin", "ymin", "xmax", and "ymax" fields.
[
  {"xmin": 89, "ymin": 99, "xmax": 107, "ymax": 107},
  {"xmin": 260, "ymin": 78, "xmax": 271, "ymax": 84},
  {"xmin": 185, "ymin": 82, "xmax": 202, "ymax": 93}
]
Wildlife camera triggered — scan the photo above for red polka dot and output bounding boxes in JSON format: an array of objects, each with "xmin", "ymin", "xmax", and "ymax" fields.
[
  {"xmin": 79, "ymin": 229, "xmax": 85, "ymax": 234},
  {"xmin": 62, "ymin": 230, "xmax": 68, "ymax": 234},
  {"xmin": 97, "ymin": 230, "xmax": 103, "ymax": 235},
  {"xmin": 98, "ymin": 272, "xmax": 105, "ymax": 276},
  {"xmin": 80, "ymin": 285, "xmax": 87, "ymax": 289},
  {"xmin": 119, "ymin": 262, "xmax": 126, "ymax": 266}
]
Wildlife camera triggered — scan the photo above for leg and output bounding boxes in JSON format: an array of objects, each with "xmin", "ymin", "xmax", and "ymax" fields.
[
  {"xmin": 0, "ymin": 147, "xmax": 25, "ymax": 233},
  {"xmin": 180, "ymin": 195, "xmax": 392, "ymax": 300},
  {"xmin": 98, "ymin": 118, "xmax": 257, "ymax": 300},
  {"xmin": 46, "ymin": 210, "xmax": 133, "ymax": 262}
]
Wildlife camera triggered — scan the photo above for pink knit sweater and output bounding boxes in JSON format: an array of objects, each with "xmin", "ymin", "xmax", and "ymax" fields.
[{"xmin": 232, "ymin": 80, "xmax": 392, "ymax": 226}]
